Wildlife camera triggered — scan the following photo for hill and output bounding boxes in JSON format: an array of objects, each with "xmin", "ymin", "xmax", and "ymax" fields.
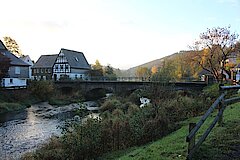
[{"xmin": 119, "ymin": 51, "xmax": 188, "ymax": 77}]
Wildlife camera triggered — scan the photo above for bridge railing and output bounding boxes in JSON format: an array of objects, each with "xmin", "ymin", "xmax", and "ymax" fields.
[
  {"xmin": 186, "ymin": 85, "xmax": 240, "ymax": 159},
  {"xmin": 69, "ymin": 76, "xmax": 202, "ymax": 83}
]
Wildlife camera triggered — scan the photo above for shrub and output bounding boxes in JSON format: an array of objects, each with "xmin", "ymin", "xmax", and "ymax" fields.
[
  {"xmin": 203, "ymin": 83, "xmax": 220, "ymax": 99},
  {"xmin": 62, "ymin": 119, "xmax": 103, "ymax": 159},
  {"xmin": 21, "ymin": 137, "xmax": 65, "ymax": 160},
  {"xmin": 100, "ymin": 98, "xmax": 121, "ymax": 112},
  {"xmin": 29, "ymin": 81, "xmax": 54, "ymax": 101}
]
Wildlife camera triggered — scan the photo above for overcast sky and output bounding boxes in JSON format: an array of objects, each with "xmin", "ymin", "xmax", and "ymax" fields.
[{"xmin": 0, "ymin": 0, "xmax": 240, "ymax": 69}]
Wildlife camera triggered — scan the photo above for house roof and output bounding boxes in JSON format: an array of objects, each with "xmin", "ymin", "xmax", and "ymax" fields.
[
  {"xmin": 32, "ymin": 54, "xmax": 58, "ymax": 68},
  {"xmin": 0, "ymin": 40, "xmax": 30, "ymax": 66},
  {"xmin": 198, "ymin": 69, "xmax": 212, "ymax": 76},
  {"xmin": 20, "ymin": 55, "xmax": 34, "ymax": 66},
  {"xmin": 0, "ymin": 40, "xmax": 7, "ymax": 50},
  {"xmin": 60, "ymin": 48, "xmax": 90, "ymax": 69}
]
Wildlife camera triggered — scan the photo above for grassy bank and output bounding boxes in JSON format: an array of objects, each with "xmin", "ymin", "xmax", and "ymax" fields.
[
  {"xmin": 101, "ymin": 102, "xmax": 240, "ymax": 160},
  {"xmin": 0, "ymin": 102, "xmax": 26, "ymax": 114},
  {"xmin": 0, "ymin": 89, "xmax": 39, "ymax": 114},
  {"xmin": 0, "ymin": 80, "xmax": 85, "ymax": 113}
]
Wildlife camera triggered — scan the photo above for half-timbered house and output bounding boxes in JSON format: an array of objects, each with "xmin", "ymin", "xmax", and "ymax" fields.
[{"xmin": 53, "ymin": 48, "xmax": 90, "ymax": 80}]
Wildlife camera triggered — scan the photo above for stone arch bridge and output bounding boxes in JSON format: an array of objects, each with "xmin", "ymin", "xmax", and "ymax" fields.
[{"xmin": 54, "ymin": 80, "xmax": 207, "ymax": 94}]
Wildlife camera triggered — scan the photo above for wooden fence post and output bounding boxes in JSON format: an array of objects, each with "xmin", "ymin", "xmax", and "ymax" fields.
[
  {"xmin": 218, "ymin": 100, "xmax": 225, "ymax": 126},
  {"xmin": 187, "ymin": 123, "xmax": 196, "ymax": 159}
]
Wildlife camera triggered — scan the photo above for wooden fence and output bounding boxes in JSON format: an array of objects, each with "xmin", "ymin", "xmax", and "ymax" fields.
[{"xmin": 186, "ymin": 85, "xmax": 240, "ymax": 160}]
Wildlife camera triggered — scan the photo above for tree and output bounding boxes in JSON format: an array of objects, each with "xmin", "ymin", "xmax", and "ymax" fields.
[
  {"xmin": 193, "ymin": 26, "xmax": 239, "ymax": 82},
  {"xmin": 104, "ymin": 64, "xmax": 117, "ymax": 80},
  {"xmin": 135, "ymin": 67, "xmax": 151, "ymax": 79},
  {"xmin": 0, "ymin": 53, "xmax": 11, "ymax": 87},
  {"xmin": 151, "ymin": 59, "xmax": 175, "ymax": 82},
  {"xmin": 91, "ymin": 59, "xmax": 104, "ymax": 76},
  {"xmin": 151, "ymin": 66, "xmax": 158, "ymax": 75},
  {"xmin": 3, "ymin": 36, "xmax": 23, "ymax": 57},
  {"xmin": 92, "ymin": 60, "xmax": 103, "ymax": 70}
]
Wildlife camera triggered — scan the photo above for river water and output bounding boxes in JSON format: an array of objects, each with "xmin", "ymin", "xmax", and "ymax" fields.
[{"xmin": 0, "ymin": 102, "xmax": 92, "ymax": 160}]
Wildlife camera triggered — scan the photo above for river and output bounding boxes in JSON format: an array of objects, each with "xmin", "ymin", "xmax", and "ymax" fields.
[{"xmin": 0, "ymin": 102, "xmax": 99, "ymax": 160}]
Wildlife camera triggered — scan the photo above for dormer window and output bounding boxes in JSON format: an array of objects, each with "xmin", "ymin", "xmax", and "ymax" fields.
[{"xmin": 75, "ymin": 57, "xmax": 79, "ymax": 62}]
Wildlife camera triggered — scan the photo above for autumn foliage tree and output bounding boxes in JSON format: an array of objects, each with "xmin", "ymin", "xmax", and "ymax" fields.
[
  {"xmin": 135, "ymin": 67, "xmax": 151, "ymax": 79},
  {"xmin": 3, "ymin": 36, "xmax": 23, "ymax": 57},
  {"xmin": 193, "ymin": 26, "xmax": 239, "ymax": 82},
  {"xmin": 90, "ymin": 60, "xmax": 104, "ymax": 77}
]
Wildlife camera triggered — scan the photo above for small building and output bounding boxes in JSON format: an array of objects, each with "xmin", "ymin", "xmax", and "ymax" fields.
[
  {"xmin": 0, "ymin": 40, "xmax": 30, "ymax": 88},
  {"xmin": 32, "ymin": 54, "xmax": 58, "ymax": 80},
  {"xmin": 32, "ymin": 48, "xmax": 91, "ymax": 80}
]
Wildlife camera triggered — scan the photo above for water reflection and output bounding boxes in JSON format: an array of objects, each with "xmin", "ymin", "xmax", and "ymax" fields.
[{"xmin": 0, "ymin": 105, "xmax": 62, "ymax": 160}]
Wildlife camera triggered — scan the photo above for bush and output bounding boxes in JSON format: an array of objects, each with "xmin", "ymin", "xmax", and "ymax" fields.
[
  {"xmin": 21, "ymin": 137, "xmax": 65, "ymax": 160},
  {"xmin": 61, "ymin": 119, "xmax": 103, "ymax": 159},
  {"xmin": 127, "ymin": 89, "xmax": 148, "ymax": 105},
  {"xmin": 29, "ymin": 81, "xmax": 54, "ymax": 101},
  {"xmin": 100, "ymin": 98, "xmax": 121, "ymax": 112},
  {"xmin": 203, "ymin": 83, "xmax": 220, "ymax": 99}
]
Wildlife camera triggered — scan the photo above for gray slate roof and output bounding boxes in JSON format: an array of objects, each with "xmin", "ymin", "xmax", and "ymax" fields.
[
  {"xmin": 60, "ymin": 48, "xmax": 90, "ymax": 69},
  {"xmin": 32, "ymin": 54, "xmax": 58, "ymax": 68},
  {"xmin": 0, "ymin": 40, "xmax": 30, "ymax": 66},
  {"xmin": 0, "ymin": 40, "xmax": 7, "ymax": 50}
]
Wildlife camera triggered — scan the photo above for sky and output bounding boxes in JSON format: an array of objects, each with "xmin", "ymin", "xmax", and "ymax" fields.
[{"xmin": 0, "ymin": 0, "xmax": 240, "ymax": 69}]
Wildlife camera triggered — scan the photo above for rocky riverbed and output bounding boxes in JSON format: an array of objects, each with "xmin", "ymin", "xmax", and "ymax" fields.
[{"xmin": 0, "ymin": 101, "xmax": 100, "ymax": 160}]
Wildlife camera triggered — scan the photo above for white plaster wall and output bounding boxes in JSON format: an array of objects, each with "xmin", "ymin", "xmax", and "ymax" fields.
[
  {"xmin": 2, "ymin": 78, "xmax": 27, "ymax": 87},
  {"xmin": 54, "ymin": 73, "xmax": 89, "ymax": 80}
]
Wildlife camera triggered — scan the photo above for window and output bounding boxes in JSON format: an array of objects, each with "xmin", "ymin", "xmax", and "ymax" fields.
[
  {"xmin": 48, "ymin": 69, "xmax": 51, "ymax": 73},
  {"xmin": 41, "ymin": 69, "xmax": 44, "ymax": 73},
  {"xmin": 66, "ymin": 65, "xmax": 70, "ymax": 72},
  {"xmin": 36, "ymin": 69, "xmax": 39, "ymax": 73},
  {"xmin": 45, "ymin": 69, "xmax": 48, "ymax": 73},
  {"xmin": 15, "ymin": 67, "xmax": 20, "ymax": 74},
  {"xmin": 75, "ymin": 57, "xmax": 79, "ymax": 62},
  {"xmin": 10, "ymin": 79, "xmax": 13, "ymax": 83}
]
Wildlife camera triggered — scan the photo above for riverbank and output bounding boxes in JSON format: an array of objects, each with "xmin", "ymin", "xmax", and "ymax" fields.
[
  {"xmin": 100, "ymin": 102, "xmax": 240, "ymax": 160},
  {"xmin": 0, "ymin": 89, "xmax": 38, "ymax": 114}
]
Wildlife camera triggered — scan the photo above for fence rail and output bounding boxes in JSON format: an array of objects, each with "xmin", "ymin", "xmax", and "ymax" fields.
[{"xmin": 186, "ymin": 85, "xmax": 240, "ymax": 159}]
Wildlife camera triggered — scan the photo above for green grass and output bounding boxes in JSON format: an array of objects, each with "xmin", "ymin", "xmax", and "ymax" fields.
[
  {"xmin": 0, "ymin": 102, "xmax": 26, "ymax": 114},
  {"xmin": 101, "ymin": 102, "xmax": 240, "ymax": 160}
]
